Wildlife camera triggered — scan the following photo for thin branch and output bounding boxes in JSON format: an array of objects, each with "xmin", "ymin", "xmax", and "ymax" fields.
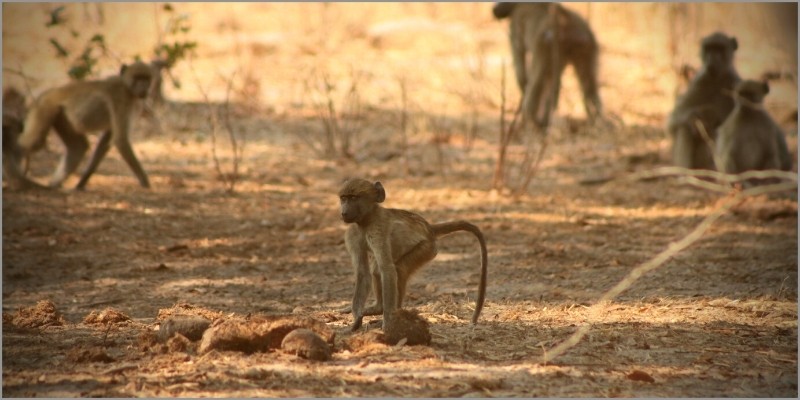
[{"xmin": 541, "ymin": 179, "xmax": 795, "ymax": 364}]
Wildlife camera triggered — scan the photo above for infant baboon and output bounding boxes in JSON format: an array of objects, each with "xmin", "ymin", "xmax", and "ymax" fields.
[
  {"xmin": 493, "ymin": 2, "xmax": 602, "ymax": 129},
  {"xmin": 715, "ymin": 80, "xmax": 793, "ymax": 178},
  {"xmin": 6, "ymin": 61, "xmax": 154, "ymax": 190},
  {"xmin": 667, "ymin": 32, "xmax": 741, "ymax": 170},
  {"xmin": 339, "ymin": 179, "xmax": 488, "ymax": 331}
]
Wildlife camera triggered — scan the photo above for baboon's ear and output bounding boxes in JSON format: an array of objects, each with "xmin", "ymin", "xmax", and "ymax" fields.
[
  {"xmin": 730, "ymin": 37, "xmax": 738, "ymax": 51},
  {"xmin": 120, "ymin": 64, "xmax": 128, "ymax": 75},
  {"xmin": 762, "ymin": 81, "xmax": 770, "ymax": 94},
  {"xmin": 373, "ymin": 182, "xmax": 385, "ymax": 203}
]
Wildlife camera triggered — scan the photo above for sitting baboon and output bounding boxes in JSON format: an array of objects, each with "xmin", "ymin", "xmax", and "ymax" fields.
[
  {"xmin": 493, "ymin": 2, "xmax": 602, "ymax": 129},
  {"xmin": 6, "ymin": 61, "xmax": 154, "ymax": 190},
  {"xmin": 667, "ymin": 32, "xmax": 741, "ymax": 170},
  {"xmin": 715, "ymin": 80, "xmax": 793, "ymax": 177}
]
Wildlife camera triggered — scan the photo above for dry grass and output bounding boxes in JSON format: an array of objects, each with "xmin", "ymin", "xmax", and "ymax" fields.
[{"xmin": 3, "ymin": 2, "xmax": 798, "ymax": 398}]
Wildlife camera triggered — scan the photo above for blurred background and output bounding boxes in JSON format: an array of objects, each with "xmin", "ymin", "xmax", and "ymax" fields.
[{"xmin": 3, "ymin": 2, "xmax": 797, "ymax": 130}]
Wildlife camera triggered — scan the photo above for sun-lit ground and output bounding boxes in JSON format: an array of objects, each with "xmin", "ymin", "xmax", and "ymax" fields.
[{"xmin": 3, "ymin": 2, "xmax": 798, "ymax": 397}]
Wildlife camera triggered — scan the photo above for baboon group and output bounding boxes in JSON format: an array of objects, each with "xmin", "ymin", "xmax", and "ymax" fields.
[
  {"xmin": 2, "ymin": 3, "xmax": 796, "ymax": 333},
  {"xmin": 666, "ymin": 32, "xmax": 792, "ymax": 176},
  {"xmin": 493, "ymin": 2, "xmax": 793, "ymax": 178}
]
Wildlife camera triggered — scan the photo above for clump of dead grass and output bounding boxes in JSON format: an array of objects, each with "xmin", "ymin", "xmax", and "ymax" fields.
[
  {"xmin": 83, "ymin": 308, "xmax": 131, "ymax": 325},
  {"xmin": 5, "ymin": 299, "xmax": 66, "ymax": 328}
]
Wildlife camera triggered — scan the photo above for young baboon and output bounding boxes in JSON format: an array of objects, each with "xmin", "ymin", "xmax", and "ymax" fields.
[
  {"xmin": 339, "ymin": 178, "xmax": 488, "ymax": 331},
  {"xmin": 493, "ymin": 2, "xmax": 602, "ymax": 129},
  {"xmin": 715, "ymin": 80, "xmax": 793, "ymax": 177},
  {"xmin": 667, "ymin": 32, "xmax": 741, "ymax": 170},
  {"xmin": 6, "ymin": 61, "xmax": 154, "ymax": 190}
]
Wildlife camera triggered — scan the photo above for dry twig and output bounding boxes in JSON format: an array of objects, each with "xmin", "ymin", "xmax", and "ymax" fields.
[{"xmin": 542, "ymin": 175, "xmax": 796, "ymax": 364}]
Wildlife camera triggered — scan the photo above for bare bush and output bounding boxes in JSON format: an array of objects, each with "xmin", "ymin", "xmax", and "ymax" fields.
[
  {"xmin": 491, "ymin": 60, "xmax": 549, "ymax": 196},
  {"xmin": 188, "ymin": 62, "xmax": 247, "ymax": 193},
  {"xmin": 301, "ymin": 67, "xmax": 365, "ymax": 160}
]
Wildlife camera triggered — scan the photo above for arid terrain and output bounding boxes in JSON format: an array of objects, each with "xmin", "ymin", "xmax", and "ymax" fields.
[{"xmin": 3, "ymin": 3, "xmax": 798, "ymax": 397}]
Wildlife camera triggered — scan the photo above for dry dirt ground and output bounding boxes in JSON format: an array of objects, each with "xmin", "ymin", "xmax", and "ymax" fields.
[{"xmin": 2, "ymin": 3, "xmax": 798, "ymax": 398}]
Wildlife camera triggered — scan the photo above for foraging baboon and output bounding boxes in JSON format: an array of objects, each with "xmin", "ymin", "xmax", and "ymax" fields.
[
  {"xmin": 493, "ymin": 2, "xmax": 602, "ymax": 129},
  {"xmin": 667, "ymin": 32, "xmax": 741, "ymax": 170},
  {"xmin": 6, "ymin": 61, "xmax": 154, "ymax": 190},
  {"xmin": 715, "ymin": 80, "xmax": 793, "ymax": 176},
  {"xmin": 339, "ymin": 179, "xmax": 488, "ymax": 331}
]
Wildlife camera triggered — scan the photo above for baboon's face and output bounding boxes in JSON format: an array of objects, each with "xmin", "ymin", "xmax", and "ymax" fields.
[
  {"xmin": 121, "ymin": 62, "xmax": 154, "ymax": 99},
  {"xmin": 338, "ymin": 179, "xmax": 385, "ymax": 224},
  {"xmin": 339, "ymin": 193, "xmax": 368, "ymax": 224},
  {"xmin": 701, "ymin": 33, "xmax": 737, "ymax": 75}
]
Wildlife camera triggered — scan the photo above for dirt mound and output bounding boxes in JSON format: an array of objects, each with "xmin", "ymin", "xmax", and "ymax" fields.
[
  {"xmin": 6, "ymin": 300, "xmax": 65, "ymax": 328},
  {"xmin": 198, "ymin": 315, "xmax": 334, "ymax": 354},
  {"xmin": 83, "ymin": 308, "xmax": 131, "ymax": 325},
  {"xmin": 156, "ymin": 302, "xmax": 225, "ymax": 322},
  {"xmin": 344, "ymin": 330, "xmax": 388, "ymax": 354},
  {"xmin": 167, "ymin": 333, "xmax": 194, "ymax": 353},
  {"xmin": 281, "ymin": 328, "xmax": 332, "ymax": 361},
  {"xmin": 384, "ymin": 309, "xmax": 432, "ymax": 346},
  {"xmin": 158, "ymin": 316, "xmax": 212, "ymax": 342},
  {"xmin": 65, "ymin": 346, "xmax": 115, "ymax": 363}
]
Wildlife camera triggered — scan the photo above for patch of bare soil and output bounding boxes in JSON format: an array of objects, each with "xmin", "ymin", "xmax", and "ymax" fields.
[{"xmin": 3, "ymin": 3, "xmax": 798, "ymax": 398}]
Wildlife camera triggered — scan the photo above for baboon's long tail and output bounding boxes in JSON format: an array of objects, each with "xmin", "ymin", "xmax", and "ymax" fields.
[{"xmin": 431, "ymin": 221, "xmax": 488, "ymax": 324}]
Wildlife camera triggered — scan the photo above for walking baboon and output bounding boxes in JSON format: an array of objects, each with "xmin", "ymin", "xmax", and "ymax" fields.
[
  {"xmin": 339, "ymin": 178, "xmax": 488, "ymax": 331},
  {"xmin": 6, "ymin": 61, "xmax": 154, "ymax": 190},
  {"xmin": 2, "ymin": 87, "xmax": 47, "ymax": 189},
  {"xmin": 493, "ymin": 2, "xmax": 602, "ymax": 129},
  {"xmin": 715, "ymin": 80, "xmax": 793, "ymax": 177},
  {"xmin": 667, "ymin": 32, "xmax": 741, "ymax": 170}
]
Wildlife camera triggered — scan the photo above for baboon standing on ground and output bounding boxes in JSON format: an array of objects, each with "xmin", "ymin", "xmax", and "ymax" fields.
[
  {"xmin": 2, "ymin": 87, "xmax": 46, "ymax": 189},
  {"xmin": 338, "ymin": 179, "xmax": 488, "ymax": 331},
  {"xmin": 715, "ymin": 80, "xmax": 793, "ymax": 177},
  {"xmin": 5, "ymin": 61, "xmax": 154, "ymax": 190},
  {"xmin": 667, "ymin": 32, "xmax": 741, "ymax": 170},
  {"xmin": 493, "ymin": 2, "xmax": 602, "ymax": 129}
]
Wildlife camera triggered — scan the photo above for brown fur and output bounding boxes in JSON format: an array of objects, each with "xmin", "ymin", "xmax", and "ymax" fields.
[
  {"xmin": 715, "ymin": 80, "xmax": 793, "ymax": 178},
  {"xmin": 667, "ymin": 32, "xmax": 741, "ymax": 170},
  {"xmin": 6, "ymin": 61, "xmax": 153, "ymax": 190},
  {"xmin": 339, "ymin": 178, "xmax": 488, "ymax": 331},
  {"xmin": 3, "ymin": 87, "xmax": 46, "ymax": 189},
  {"xmin": 495, "ymin": 2, "xmax": 602, "ymax": 129}
]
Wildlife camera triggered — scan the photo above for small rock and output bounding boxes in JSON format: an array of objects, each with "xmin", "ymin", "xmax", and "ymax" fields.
[
  {"xmin": 384, "ymin": 309, "xmax": 431, "ymax": 346},
  {"xmin": 281, "ymin": 328, "xmax": 332, "ymax": 361},
  {"xmin": 158, "ymin": 316, "xmax": 211, "ymax": 342}
]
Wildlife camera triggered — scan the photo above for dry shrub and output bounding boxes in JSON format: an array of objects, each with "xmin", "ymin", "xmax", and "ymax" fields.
[
  {"xmin": 8, "ymin": 300, "xmax": 65, "ymax": 328},
  {"xmin": 83, "ymin": 308, "xmax": 131, "ymax": 325}
]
